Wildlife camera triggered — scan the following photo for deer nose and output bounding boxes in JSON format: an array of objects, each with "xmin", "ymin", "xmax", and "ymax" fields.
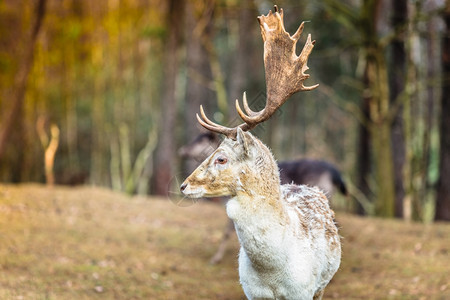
[{"xmin": 180, "ymin": 182, "xmax": 187, "ymax": 192}]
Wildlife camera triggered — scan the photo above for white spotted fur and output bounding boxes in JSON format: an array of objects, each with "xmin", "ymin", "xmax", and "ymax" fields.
[{"xmin": 181, "ymin": 129, "xmax": 341, "ymax": 299}]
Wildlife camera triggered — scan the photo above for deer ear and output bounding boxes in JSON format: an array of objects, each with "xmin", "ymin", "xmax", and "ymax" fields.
[{"xmin": 236, "ymin": 128, "xmax": 250, "ymax": 155}]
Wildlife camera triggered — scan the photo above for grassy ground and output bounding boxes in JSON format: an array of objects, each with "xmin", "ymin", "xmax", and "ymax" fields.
[{"xmin": 0, "ymin": 184, "xmax": 449, "ymax": 299}]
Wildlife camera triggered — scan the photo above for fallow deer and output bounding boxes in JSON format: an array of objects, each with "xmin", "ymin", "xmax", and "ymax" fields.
[
  {"xmin": 179, "ymin": 132, "xmax": 347, "ymax": 264},
  {"xmin": 180, "ymin": 6, "xmax": 341, "ymax": 299}
]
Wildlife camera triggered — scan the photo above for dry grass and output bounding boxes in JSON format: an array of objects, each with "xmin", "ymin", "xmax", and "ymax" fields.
[{"xmin": 0, "ymin": 184, "xmax": 449, "ymax": 299}]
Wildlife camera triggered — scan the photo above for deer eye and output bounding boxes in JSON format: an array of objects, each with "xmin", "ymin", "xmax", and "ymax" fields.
[{"xmin": 215, "ymin": 156, "xmax": 228, "ymax": 165}]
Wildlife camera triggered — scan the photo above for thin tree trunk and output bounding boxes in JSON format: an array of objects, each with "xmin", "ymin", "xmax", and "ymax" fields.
[
  {"xmin": 0, "ymin": 0, "xmax": 47, "ymax": 159},
  {"xmin": 229, "ymin": 0, "xmax": 254, "ymax": 120},
  {"xmin": 183, "ymin": 0, "xmax": 215, "ymax": 174},
  {"xmin": 361, "ymin": 0, "xmax": 396, "ymax": 217},
  {"xmin": 419, "ymin": 1, "xmax": 440, "ymax": 219},
  {"xmin": 356, "ymin": 94, "xmax": 371, "ymax": 215},
  {"xmin": 389, "ymin": 0, "xmax": 407, "ymax": 218},
  {"xmin": 367, "ymin": 51, "xmax": 396, "ymax": 218},
  {"xmin": 371, "ymin": 117, "xmax": 396, "ymax": 217},
  {"xmin": 152, "ymin": 0, "xmax": 184, "ymax": 196},
  {"xmin": 90, "ymin": 62, "xmax": 106, "ymax": 185},
  {"xmin": 65, "ymin": 0, "xmax": 83, "ymax": 171},
  {"xmin": 435, "ymin": 1, "xmax": 450, "ymax": 221}
]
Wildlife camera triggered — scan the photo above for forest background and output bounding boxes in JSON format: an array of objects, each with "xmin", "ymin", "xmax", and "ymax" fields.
[{"xmin": 0, "ymin": 0, "xmax": 449, "ymax": 222}]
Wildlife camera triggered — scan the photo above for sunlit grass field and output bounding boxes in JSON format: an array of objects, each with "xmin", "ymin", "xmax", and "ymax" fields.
[{"xmin": 0, "ymin": 184, "xmax": 449, "ymax": 299}]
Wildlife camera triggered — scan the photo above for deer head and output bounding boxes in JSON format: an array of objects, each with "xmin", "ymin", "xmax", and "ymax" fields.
[
  {"xmin": 181, "ymin": 6, "xmax": 318, "ymax": 198},
  {"xmin": 180, "ymin": 128, "xmax": 276, "ymax": 197}
]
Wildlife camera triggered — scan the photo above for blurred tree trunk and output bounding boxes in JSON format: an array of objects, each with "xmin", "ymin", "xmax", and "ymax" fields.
[
  {"xmin": 367, "ymin": 58, "xmax": 396, "ymax": 218},
  {"xmin": 183, "ymin": 0, "xmax": 215, "ymax": 174},
  {"xmin": 89, "ymin": 1, "xmax": 107, "ymax": 186},
  {"xmin": 417, "ymin": 1, "xmax": 440, "ymax": 220},
  {"xmin": 64, "ymin": 0, "xmax": 83, "ymax": 172},
  {"xmin": 152, "ymin": 0, "xmax": 185, "ymax": 196},
  {"xmin": 325, "ymin": 0, "xmax": 396, "ymax": 216},
  {"xmin": 0, "ymin": 0, "xmax": 46, "ymax": 160},
  {"xmin": 402, "ymin": 1, "xmax": 441, "ymax": 221},
  {"xmin": 389, "ymin": 0, "xmax": 407, "ymax": 218},
  {"xmin": 356, "ymin": 94, "xmax": 371, "ymax": 215},
  {"xmin": 90, "ymin": 62, "xmax": 106, "ymax": 185},
  {"xmin": 229, "ymin": 1, "xmax": 254, "ymax": 119},
  {"xmin": 362, "ymin": 0, "xmax": 396, "ymax": 217},
  {"xmin": 436, "ymin": 2, "xmax": 450, "ymax": 221},
  {"xmin": 192, "ymin": 3, "xmax": 228, "ymax": 129}
]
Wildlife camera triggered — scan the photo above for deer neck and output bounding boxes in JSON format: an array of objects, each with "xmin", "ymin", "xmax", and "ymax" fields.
[{"xmin": 229, "ymin": 142, "xmax": 284, "ymax": 219}]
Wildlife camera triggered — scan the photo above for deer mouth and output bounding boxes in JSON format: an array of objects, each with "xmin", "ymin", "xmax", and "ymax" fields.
[{"xmin": 180, "ymin": 183, "xmax": 205, "ymax": 198}]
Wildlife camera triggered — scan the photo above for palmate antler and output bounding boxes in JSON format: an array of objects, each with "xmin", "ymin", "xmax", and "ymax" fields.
[{"xmin": 197, "ymin": 5, "xmax": 318, "ymax": 140}]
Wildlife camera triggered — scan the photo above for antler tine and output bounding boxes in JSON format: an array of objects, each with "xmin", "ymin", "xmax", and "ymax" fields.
[
  {"xmin": 196, "ymin": 105, "xmax": 237, "ymax": 139},
  {"xmin": 242, "ymin": 92, "xmax": 256, "ymax": 116},
  {"xmin": 195, "ymin": 6, "xmax": 318, "ymax": 140},
  {"xmin": 236, "ymin": 99, "xmax": 251, "ymax": 125},
  {"xmin": 199, "ymin": 105, "xmax": 217, "ymax": 127},
  {"xmin": 298, "ymin": 34, "xmax": 320, "ymax": 91},
  {"xmin": 235, "ymin": 92, "xmax": 259, "ymax": 126},
  {"xmin": 292, "ymin": 21, "xmax": 305, "ymax": 42}
]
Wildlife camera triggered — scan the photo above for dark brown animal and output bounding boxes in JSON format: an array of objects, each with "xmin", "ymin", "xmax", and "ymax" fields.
[{"xmin": 181, "ymin": 132, "xmax": 347, "ymax": 196}]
